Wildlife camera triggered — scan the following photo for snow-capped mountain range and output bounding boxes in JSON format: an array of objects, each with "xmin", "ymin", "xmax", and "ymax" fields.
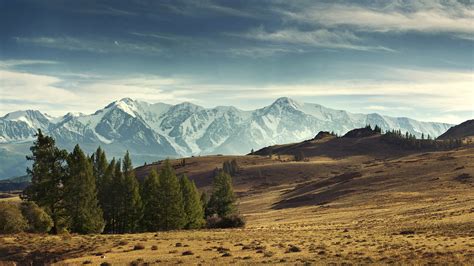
[{"xmin": 0, "ymin": 97, "xmax": 452, "ymax": 179}]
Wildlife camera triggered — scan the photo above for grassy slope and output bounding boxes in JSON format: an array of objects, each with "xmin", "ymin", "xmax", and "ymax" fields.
[{"xmin": 1, "ymin": 136, "xmax": 473, "ymax": 265}]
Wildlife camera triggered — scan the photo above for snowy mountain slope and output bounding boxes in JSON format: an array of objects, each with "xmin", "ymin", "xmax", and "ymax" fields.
[{"xmin": 0, "ymin": 97, "xmax": 453, "ymax": 179}]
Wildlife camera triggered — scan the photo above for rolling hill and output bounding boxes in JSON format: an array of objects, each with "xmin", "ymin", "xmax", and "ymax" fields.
[
  {"xmin": 2, "ymin": 127, "xmax": 473, "ymax": 264},
  {"xmin": 437, "ymin": 119, "xmax": 474, "ymax": 140}
]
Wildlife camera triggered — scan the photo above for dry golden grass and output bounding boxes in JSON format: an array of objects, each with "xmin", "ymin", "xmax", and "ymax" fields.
[
  {"xmin": 1, "ymin": 146, "xmax": 473, "ymax": 265},
  {"xmin": 0, "ymin": 194, "xmax": 20, "ymax": 202}
]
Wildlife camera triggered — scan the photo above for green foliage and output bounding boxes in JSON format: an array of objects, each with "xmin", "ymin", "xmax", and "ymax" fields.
[
  {"xmin": 223, "ymin": 159, "xmax": 239, "ymax": 176},
  {"xmin": 115, "ymin": 152, "xmax": 143, "ymax": 233},
  {"xmin": 20, "ymin": 201, "xmax": 53, "ymax": 233},
  {"xmin": 373, "ymin": 125, "xmax": 382, "ymax": 134},
  {"xmin": 0, "ymin": 202, "xmax": 28, "ymax": 234},
  {"xmin": 64, "ymin": 145, "xmax": 104, "ymax": 234},
  {"xmin": 156, "ymin": 160, "xmax": 185, "ymax": 230},
  {"xmin": 140, "ymin": 169, "xmax": 161, "ymax": 231},
  {"xmin": 22, "ymin": 131, "xmax": 243, "ymax": 234},
  {"xmin": 108, "ymin": 159, "xmax": 124, "ymax": 233},
  {"xmin": 200, "ymin": 191, "xmax": 209, "ymax": 216},
  {"xmin": 206, "ymin": 214, "xmax": 245, "ymax": 229},
  {"xmin": 123, "ymin": 152, "xmax": 143, "ymax": 233},
  {"xmin": 207, "ymin": 170, "xmax": 236, "ymax": 217},
  {"xmin": 92, "ymin": 147, "xmax": 108, "ymax": 195},
  {"xmin": 180, "ymin": 175, "xmax": 205, "ymax": 229},
  {"xmin": 22, "ymin": 129, "xmax": 69, "ymax": 234},
  {"xmin": 381, "ymin": 129, "xmax": 463, "ymax": 150},
  {"xmin": 101, "ymin": 158, "xmax": 116, "ymax": 233}
]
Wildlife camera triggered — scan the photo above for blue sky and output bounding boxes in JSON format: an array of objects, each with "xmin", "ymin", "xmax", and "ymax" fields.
[{"xmin": 0, "ymin": 0, "xmax": 473, "ymax": 123}]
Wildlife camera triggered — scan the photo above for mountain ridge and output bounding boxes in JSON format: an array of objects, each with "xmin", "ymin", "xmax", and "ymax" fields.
[{"xmin": 0, "ymin": 97, "xmax": 453, "ymax": 179}]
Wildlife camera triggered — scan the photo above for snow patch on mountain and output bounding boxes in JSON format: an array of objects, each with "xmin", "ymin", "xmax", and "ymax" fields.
[{"xmin": 0, "ymin": 97, "xmax": 454, "ymax": 179}]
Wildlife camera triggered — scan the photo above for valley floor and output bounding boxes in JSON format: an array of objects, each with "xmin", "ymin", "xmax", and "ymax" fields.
[{"xmin": 1, "ymin": 147, "xmax": 473, "ymax": 265}]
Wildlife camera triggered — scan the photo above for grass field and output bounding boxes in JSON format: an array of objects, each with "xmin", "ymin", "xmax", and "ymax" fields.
[{"xmin": 1, "ymin": 144, "xmax": 473, "ymax": 265}]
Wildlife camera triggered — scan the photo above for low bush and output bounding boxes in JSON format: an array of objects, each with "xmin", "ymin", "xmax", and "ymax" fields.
[
  {"xmin": 0, "ymin": 202, "xmax": 28, "ymax": 234},
  {"xmin": 20, "ymin": 201, "xmax": 53, "ymax": 233},
  {"xmin": 206, "ymin": 214, "xmax": 245, "ymax": 229},
  {"xmin": 287, "ymin": 245, "xmax": 301, "ymax": 252},
  {"xmin": 133, "ymin": 243, "xmax": 145, "ymax": 250}
]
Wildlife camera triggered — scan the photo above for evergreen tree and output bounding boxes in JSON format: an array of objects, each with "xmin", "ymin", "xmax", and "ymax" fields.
[
  {"xmin": 64, "ymin": 145, "xmax": 104, "ymax": 234},
  {"xmin": 200, "ymin": 191, "xmax": 209, "ymax": 216},
  {"xmin": 140, "ymin": 169, "xmax": 161, "ymax": 231},
  {"xmin": 111, "ymin": 159, "xmax": 123, "ymax": 233},
  {"xmin": 157, "ymin": 160, "xmax": 185, "ymax": 230},
  {"xmin": 230, "ymin": 159, "xmax": 239, "ymax": 174},
  {"xmin": 102, "ymin": 158, "xmax": 117, "ymax": 233},
  {"xmin": 223, "ymin": 160, "xmax": 231, "ymax": 175},
  {"xmin": 374, "ymin": 125, "xmax": 382, "ymax": 134},
  {"xmin": 207, "ymin": 170, "xmax": 236, "ymax": 217},
  {"xmin": 180, "ymin": 175, "xmax": 205, "ymax": 229},
  {"xmin": 119, "ymin": 151, "xmax": 142, "ymax": 233},
  {"xmin": 92, "ymin": 147, "xmax": 108, "ymax": 191},
  {"xmin": 22, "ymin": 129, "xmax": 68, "ymax": 234}
]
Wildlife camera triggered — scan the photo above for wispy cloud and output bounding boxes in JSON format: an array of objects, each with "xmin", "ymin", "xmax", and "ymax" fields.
[
  {"xmin": 0, "ymin": 60, "xmax": 58, "ymax": 68},
  {"xmin": 0, "ymin": 69, "xmax": 77, "ymax": 113},
  {"xmin": 227, "ymin": 46, "xmax": 303, "ymax": 58},
  {"xmin": 278, "ymin": 1, "xmax": 474, "ymax": 37},
  {"xmin": 231, "ymin": 27, "xmax": 395, "ymax": 52},
  {"xmin": 14, "ymin": 36, "xmax": 162, "ymax": 55},
  {"xmin": 1, "ymin": 65, "xmax": 472, "ymax": 123},
  {"xmin": 0, "ymin": 62, "xmax": 196, "ymax": 115},
  {"xmin": 364, "ymin": 105, "xmax": 413, "ymax": 111},
  {"xmin": 157, "ymin": 0, "xmax": 259, "ymax": 18}
]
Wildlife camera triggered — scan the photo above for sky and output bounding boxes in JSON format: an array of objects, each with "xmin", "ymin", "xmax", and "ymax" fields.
[{"xmin": 0, "ymin": 0, "xmax": 473, "ymax": 124}]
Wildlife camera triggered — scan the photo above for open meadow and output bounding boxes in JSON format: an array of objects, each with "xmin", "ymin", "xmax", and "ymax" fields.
[{"xmin": 1, "ymin": 139, "xmax": 473, "ymax": 265}]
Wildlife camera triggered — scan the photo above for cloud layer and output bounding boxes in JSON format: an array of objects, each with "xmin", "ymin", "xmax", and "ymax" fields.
[{"xmin": 0, "ymin": 0, "xmax": 472, "ymax": 123}]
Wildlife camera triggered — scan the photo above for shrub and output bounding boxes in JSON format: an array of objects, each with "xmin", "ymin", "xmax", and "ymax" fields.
[
  {"xmin": 0, "ymin": 202, "xmax": 28, "ymax": 234},
  {"xmin": 20, "ymin": 201, "xmax": 53, "ymax": 233},
  {"xmin": 206, "ymin": 214, "xmax": 245, "ymax": 229},
  {"xmin": 133, "ymin": 243, "xmax": 145, "ymax": 250},
  {"xmin": 287, "ymin": 245, "xmax": 301, "ymax": 252}
]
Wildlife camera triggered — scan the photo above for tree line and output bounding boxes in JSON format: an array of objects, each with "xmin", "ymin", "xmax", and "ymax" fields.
[
  {"xmin": 381, "ymin": 129, "xmax": 463, "ymax": 150},
  {"xmin": 13, "ymin": 130, "xmax": 242, "ymax": 234}
]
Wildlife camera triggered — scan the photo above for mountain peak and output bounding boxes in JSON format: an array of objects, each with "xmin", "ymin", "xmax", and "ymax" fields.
[
  {"xmin": 274, "ymin": 97, "xmax": 297, "ymax": 104},
  {"xmin": 272, "ymin": 97, "xmax": 302, "ymax": 108},
  {"xmin": 103, "ymin": 98, "xmax": 139, "ymax": 117},
  {"xmin": 3, "ymin": 110, "xmax": 43, "ymax": 119},
  {"xmin": 2, "ymin": 110, "xmax": 51, "ymax": 129},
  {"xmin": 117, "ymin": 97, "xmax": 135, "ymax": 104}
]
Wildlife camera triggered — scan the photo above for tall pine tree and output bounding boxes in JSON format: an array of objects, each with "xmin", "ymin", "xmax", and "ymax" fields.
[
  {"xmin": 92, "ymin": 147, "xmax": 108, "ymax": 192},
  {"xmin": 157, "ymin": 160, "xmax": 185, "ymax": 230},
  {"xmin": 140, "ymin": 169, "xmax": 161, "ymax": 231},
  {"xmin": 22, "ymin": 129, "xmax": 68, "ymax": 234},
  {"xmin": 118, "ymin": 151, "xmax": 142, "ymax": 233},
  {"xmin": 64, "ymin": 145, "xmax": 104, "ymax": 234},
  {"xmin": 101, "ymin": 158, "xmax": 117, "ymax": 233},
  {"xmin": 111, "ymin": 159, "xmax": 123, "ymax": 233},
  {"xmin": 207, "ymin": 170, "xmax": 236, "ymax": 217},
  {"xmin": 180, "ymin": 175, "xmax": 205, "ymax": 229}
]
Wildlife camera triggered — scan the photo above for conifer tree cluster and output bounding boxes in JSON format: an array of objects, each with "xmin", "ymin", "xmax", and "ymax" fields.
[
  {"xmin": 21, "ymin": 130, "xmax": 239, "ymax": 234},
  {"xmin": 381, "ymin": 128, "xmax": 463, "ymax": 150}
]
